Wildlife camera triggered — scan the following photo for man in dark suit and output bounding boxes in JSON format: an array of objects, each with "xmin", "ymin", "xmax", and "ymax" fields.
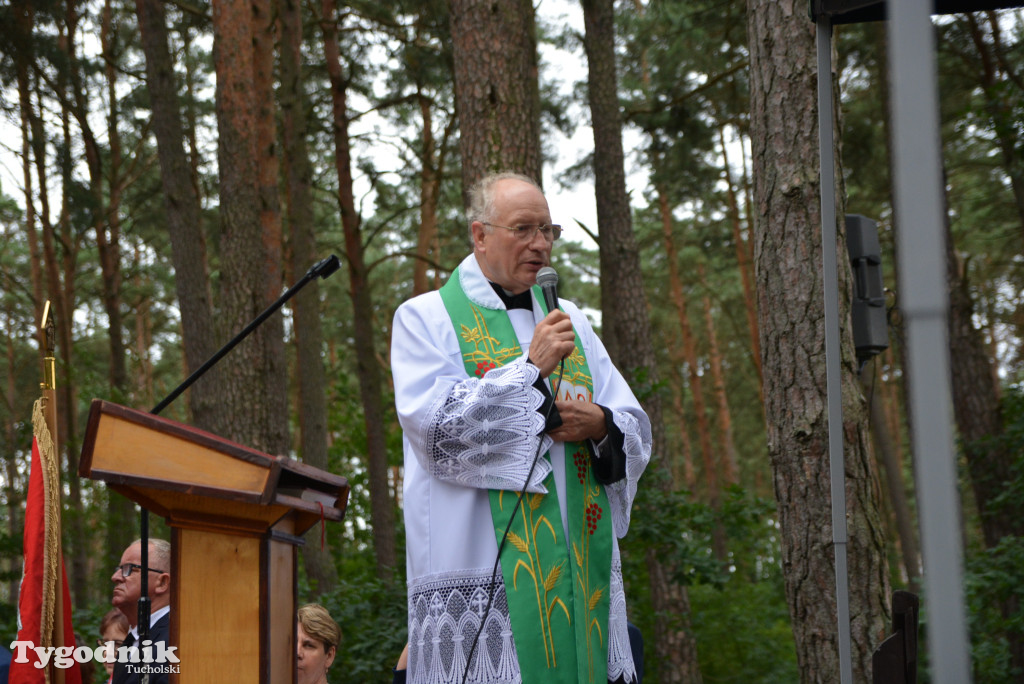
[{"xmin": 110, "ymin": 538, "xmax": 173, "ymax": 684}]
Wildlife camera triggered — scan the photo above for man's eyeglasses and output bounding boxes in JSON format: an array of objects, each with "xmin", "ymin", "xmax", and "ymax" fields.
[
  {"xmin": 113, "ymin": 562, "xmax": 166, "ymax": 578},
  {"xmin": 482, "ymin": 222, "xmax": 561, "ymax": 242}
]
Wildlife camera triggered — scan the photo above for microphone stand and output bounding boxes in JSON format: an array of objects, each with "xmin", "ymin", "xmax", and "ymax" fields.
[{"xmin": 133, "ymin": 255, "xmax": 341, "ymax": 678}]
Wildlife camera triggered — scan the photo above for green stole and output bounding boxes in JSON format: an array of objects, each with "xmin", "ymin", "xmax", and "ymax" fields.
[{"xmin": 440, "ymin": 267, "xmax": 612, "ymax": 684}]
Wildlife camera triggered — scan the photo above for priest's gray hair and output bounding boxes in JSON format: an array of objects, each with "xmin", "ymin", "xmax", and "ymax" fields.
[{"xmin": 467, "ymin": 172, "xmax": 542, "ymax": 230}]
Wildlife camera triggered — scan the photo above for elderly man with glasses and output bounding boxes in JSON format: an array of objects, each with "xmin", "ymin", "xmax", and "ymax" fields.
[
  {"xmin": 110, "ymin": 538, "xmax": 172, "ymax": 684},
  {"xmin": 391, "ymin": 172, "xmax": 651, "ymax": 684}
]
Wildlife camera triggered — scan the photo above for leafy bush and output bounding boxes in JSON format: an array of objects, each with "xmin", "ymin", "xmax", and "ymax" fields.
[
  {"xmin": 963, "ymin": 383, "xmax": 1024, "ymax": 684},
  {"xmin": 307, "ymin": 574, "xmax": 408, "ymax": 684},
  {"xmin": 621, "ymin": 484, "xmax": 797, "ymax": 681}
]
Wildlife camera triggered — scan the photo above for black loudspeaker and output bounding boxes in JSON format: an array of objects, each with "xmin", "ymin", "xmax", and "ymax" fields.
[{"xmin": 846, "ymin": 214, "xmax": 889, "ymax": 365}]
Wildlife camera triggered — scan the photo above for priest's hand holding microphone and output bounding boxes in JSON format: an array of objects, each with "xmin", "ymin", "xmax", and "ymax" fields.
[{"xmin": 529, "ymin": 266, "xmax": 608, "ymax": 443}]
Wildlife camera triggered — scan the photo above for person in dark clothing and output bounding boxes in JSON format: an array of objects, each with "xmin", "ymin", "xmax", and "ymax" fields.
[{"xmin": 110, "ymin": 538, "xmax": 173, "ymax": 684}]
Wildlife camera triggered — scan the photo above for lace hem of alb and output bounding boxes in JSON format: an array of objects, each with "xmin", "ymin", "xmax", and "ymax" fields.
[
  {"xmin": 607, "ymin": 557, "xmax": 637, "ymax": 683},
  {"xmin": 419, "ymin": 360, "xmax": 552, "ymax": 492},
  {"xmin": 407, "ymin": 570, "xmax": 520, "ymax": 684},
  {"xmin": 407, "ymin": 563, "xmax": 636, "ymax": 684}
]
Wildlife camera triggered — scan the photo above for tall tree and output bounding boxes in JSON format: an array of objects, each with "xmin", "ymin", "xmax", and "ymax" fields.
[
  {"xmin": 944, "ymin": 206, "xmax": 1024, "ymax": 670},
  {"xmin": 280, "ymin": 0, "xmax": 337, "ymax": 594},
  {"xmin": 319, "ymin": 0, "xmax": 398, "ymax": 578},
  {"xmin": 134, "ymin": 0, "xmax": 225, "ymax": 432},
  {"xmin": 45, "ymin": 4, "xmax": 88, "ymax": 605},
  {"xmin": 1, "ymin": 203, "xmax": 28, "ymax": 605},
  {"xmin": 746, "ymin": 2, "xmax": 890, "ymax": 680},
  {"xmin": 11, "ymin": 0, "xmax": 45, "ymax": 344},
  {"xmin": 252, "ymin": 0, "xmax": 290, "ymax": 457},
  {"xmin": 961, "ymin": 12, "xmax": 1024, "ymax": 242},
  {"xmin": 719, "ymin": 126, "xmax": 763, "ymax": 392},
  {"xmin": 449, "ymin": 0, "xmax": 542, "ymax": 188},
  {"xmin": 582, "ymin": 0, "xmax": 703, "ymax": 681},
  {"xmin": 656, "ymin": 195, "xmax": 726, "ymax": 561},
  {"xmin": 698, "ymin": 261, "xmax": 739, "ymax": 486},
  {"xmin": 211, "ymin": 0, "xmax": 289, "ymax": 452},
  {"xmin": 408, "ymin": 5, "xmax": 459, "ymax": 296},
  {"xmin": 99, "ymin": 0, "xmax": 137, "ymax": 568}
]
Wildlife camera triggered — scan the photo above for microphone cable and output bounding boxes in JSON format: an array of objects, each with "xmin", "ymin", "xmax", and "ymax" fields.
[{"xmin": 459, "ymin": 358, "xmax": 565, "ymax": 684}]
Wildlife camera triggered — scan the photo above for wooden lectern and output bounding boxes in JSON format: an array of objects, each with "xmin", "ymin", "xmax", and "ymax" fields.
[{"xmin": 79, "ymin": 399, "xmax": 349, "ymax": 683}]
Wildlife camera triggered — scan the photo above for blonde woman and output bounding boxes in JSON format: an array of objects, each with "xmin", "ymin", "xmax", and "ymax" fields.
[{"xmin": 296, "ymin": 604, "xmax": 340, "ymax": 684}]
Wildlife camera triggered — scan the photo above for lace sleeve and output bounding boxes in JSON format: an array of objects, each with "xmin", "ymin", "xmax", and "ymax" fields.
[
  {"xmin": 602, "ymin": 408, "xmax": 651, "ymax": 537},
  {"xmin": 418, "ymin": 359, "xmax": 553, "ymax": 492}
]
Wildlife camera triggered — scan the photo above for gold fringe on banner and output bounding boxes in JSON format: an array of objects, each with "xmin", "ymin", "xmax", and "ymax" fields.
[{"xmin": 32, "ymin": 396, "xmax": 61, "ymax": 662}]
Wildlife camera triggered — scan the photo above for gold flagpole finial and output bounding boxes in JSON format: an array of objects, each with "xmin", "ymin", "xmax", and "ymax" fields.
[{"xmin": 40, "ymin": 301, "xmax": 56, "ymax": 391}]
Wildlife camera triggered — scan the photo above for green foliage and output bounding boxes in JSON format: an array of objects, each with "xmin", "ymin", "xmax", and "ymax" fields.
[
  {"xmin": 305, "ymin": 406, "xmax": 408, "ymax": 683},
  {"xmin": 621, "ymin": 485, "xmax": 796, "ymax": 679},
  {"xmin": 985, "ymin": 385, "xmax": 1024, "ymax": 517},
  {"xmin": 965, "ymin": 535, "xmax": 1024, "ymax": 684},
  {"xmin": 963, "ymin": 384, "xmax": 1024, "ymax": 683},
  {"xmin": 689, "ymin": 574, "xmax": 798, "ymax": 683},
  {"xmin": 307, "ymin": 574, "xmax": 408, "ymax": 684},
  {"xmin": 626, "ymin": 486, "xmax": 728, "ymax": 588},
  {"xmin": 0, "ymin": 573, "xmax": 17, "ymax": 641}
]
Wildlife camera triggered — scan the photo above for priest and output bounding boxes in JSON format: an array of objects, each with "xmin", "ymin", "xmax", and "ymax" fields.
[{"xmin": 391, "ymin": 172, "xmax": 651, "ymax": 684}]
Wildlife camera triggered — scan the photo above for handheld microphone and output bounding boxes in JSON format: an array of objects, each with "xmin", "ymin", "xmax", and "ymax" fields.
[{"xmin": 537, "ymin": 266, "xmax": 560, "ymax": 312}]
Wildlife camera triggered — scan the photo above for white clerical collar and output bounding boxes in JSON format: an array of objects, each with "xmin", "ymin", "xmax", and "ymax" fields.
[{"xmin": 460, "ymin": 255, "xmax": 505, "ymax": 309}]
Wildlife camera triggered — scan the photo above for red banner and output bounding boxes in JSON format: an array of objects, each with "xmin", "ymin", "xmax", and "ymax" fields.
[{"xmin": 10, "ymin": 434, "xmax": 82, "ymax": 684}]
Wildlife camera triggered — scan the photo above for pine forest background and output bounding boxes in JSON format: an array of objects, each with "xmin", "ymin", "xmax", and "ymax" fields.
[{"xmin": 0, "ymin": 0, "xmax": 1023, "ymax": 682}]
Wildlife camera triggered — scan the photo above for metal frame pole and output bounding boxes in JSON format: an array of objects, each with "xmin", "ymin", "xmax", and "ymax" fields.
[
  {"xmin": 815, "ymin": 16, "xmax": 854, "ymax": 684},
  {"xmin": 886, "ymin": 2, "xmax": 971, "ymax": 682}
]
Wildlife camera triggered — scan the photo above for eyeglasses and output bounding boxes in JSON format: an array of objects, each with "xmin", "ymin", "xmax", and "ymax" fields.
[
  {"xmin": 114, "ymin": 562, "xmax": 166, "ymax": 578},
  {"xmin": 482, "ymin": 222, "xmax": 561, "ymax": 242}
]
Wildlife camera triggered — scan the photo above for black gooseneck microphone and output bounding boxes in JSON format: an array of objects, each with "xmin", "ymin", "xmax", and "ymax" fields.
[{"xmin": 536, "ymin": 266, "xmax": 560, "ymax": 312}]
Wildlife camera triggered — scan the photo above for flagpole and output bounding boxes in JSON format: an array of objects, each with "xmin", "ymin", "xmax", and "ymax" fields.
[
  {"xmin": 40, "ymin": 301, "xmax": 57, "ymax": 457},
  {"xmin": 40, "ymin": 302, "xmax": 67, "ymax": 684}
]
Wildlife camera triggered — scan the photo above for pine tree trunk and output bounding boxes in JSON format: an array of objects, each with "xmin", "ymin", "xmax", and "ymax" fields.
[
  {"xmin": 13, "ymin": 0, "xmax": 42, "ymax": 603},
  {"xmin": 50, "ymin": 33, "xmax": 88, "ymax": 605},
  {"xmin": 746, "ymin": 2, "xmax": 891, "ymax": 680},
  {"xmin": 252, "ymin": 0, "xmax": 290, "ymax": 457},
  {"xmin": 946, "ymin": 209, "xmax": 1023, "ymax": 545},
  {"xmin": 583, "ymin": 0, "xmax": 702, "ymax": 680},
  {"xmin": 720, "ymin": 127, "xmax": 763, "ymax": 393},
  {"xmin": 944, "ymin": 208, "xmax": 1024, "ymax": 672},
  {"xmin": 657, "ymin": 190, "xmax": 725, "ymax": 561},
  {"xmin": 449, "ymin": 0, "xmax": 542, "ymax": 191},
  {"xmin": 182, "ymin": 26, "xmax": 203, "ymax": 201},
  {"xmin": 212, "ymin": 0, "xmax": 262, "ymax": 445},
  {"xmin": 3, "ymin": 261, "xmax": 22, "ymax": 604},
  {"xmin": 212, "ymin": 0, "xmax": 288, "ymax": 452},
  {"xmin": 964, "ymin": 14, "xmax": 1024, "ymax": 238},
  {"xmin": 67, "ymin": 0, "xmax": 128, "ymax": 407},
  {"xmin": 132, "ymin": 245, "xmax": 156, "ymax": 404},
  {"xmin": 668, "ymin": 372, "xmax": 696, "ymax": 490},
  {"xmin": 414, "ymin": 94, "xmax": 439, "ymax": 297},
  {"xmin": 862, "ymin": 368, "xmax": 919, "ymax": 592},
  {"xmin": 320, "ymin": 0, "xmax": 397, "ymax": 578},
  {"xmin": 14, "ymin": 0, "xmax": 44, "ymax": 340},
  {"xmin": 99, "ymin": 0, "xmax": 137, "ymax": 570},
  {"xmin": 280, "ymin": 0, "xmax": 338, "ymax": 595},
  {"xmin": 135, "ymin": 0, "xmax": 224, "ymax": 432},
  {"xmin": 698, "ymin": 262, "xmax": 739, "ymax": 486}
]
